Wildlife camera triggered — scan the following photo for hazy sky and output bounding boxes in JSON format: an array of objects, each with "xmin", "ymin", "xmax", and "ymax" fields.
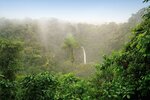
[{"xmin": 0, "ymin": 0, "xmax": 149, "ymax": 24}]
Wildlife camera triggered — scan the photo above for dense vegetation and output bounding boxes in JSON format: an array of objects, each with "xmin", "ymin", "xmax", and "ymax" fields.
[
  {"xmin": 0, "ymin": 0, "xmax": 150, "ymax": 100},
  {"xmin": 0, "ymin": 7, "xmax": 145, "ymax": 77}
]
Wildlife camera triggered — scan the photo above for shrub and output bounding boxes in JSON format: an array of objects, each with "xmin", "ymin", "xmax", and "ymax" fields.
[{"xmin": 20, "ymin": 72, "xmax": 58, "ymax": 100}]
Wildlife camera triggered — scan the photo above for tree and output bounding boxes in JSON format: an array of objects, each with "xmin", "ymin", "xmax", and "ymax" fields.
[
  {"xmin": 55, "ymin": 73, "xmax": 95, "ymax": 100},
  {"xmin": 143, "ymin": 0, "xmax": 150, "ymax": 2},
  {"xmin": 0, "ymin": 38, "xmax": 22, "ymax": 81},
  {"xmin": 94, "ymin": 1, "xmax": 150, "ymax": 99},
  {"xmin": 20, "ymin": 72, "xmax": 58, "ymax": 100},
  {"xmin": 63, "ymin": 34, "xmax": 79, "ymax": 64},
  {"xmin": 0, "ymin": 38, "xmax": 22, "ymax": 100}
]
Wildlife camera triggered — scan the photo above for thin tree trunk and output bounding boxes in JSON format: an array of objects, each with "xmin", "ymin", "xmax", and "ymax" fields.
[{"xmin": 71, "ymin": 48, "xmax": 74, "ymax": 64}]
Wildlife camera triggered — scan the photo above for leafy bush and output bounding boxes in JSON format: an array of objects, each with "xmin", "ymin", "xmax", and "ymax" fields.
[
  {"xmin": 0, "ymin": 38, "xmax": 22, "ymax": 80},
  {"xmin": 0, "ymin": 79, "xmax": 17, "ymax": 100},
  {"xmin": 20, "ymin": 72, "xmax": 58, "ymax": 100},
  {"xmin": 55, "ymin": 73, "xmax": 96, "ymax": 100},
  {"xmin": 94, "ymin": 4, "xmax": 150, "ymax": 100}
]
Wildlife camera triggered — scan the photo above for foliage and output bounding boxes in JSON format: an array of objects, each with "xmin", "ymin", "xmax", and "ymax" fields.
[
  {"xmin": 0, "ymin": 38, "xmax": 22, "ymax": 80},
  {"xmin": 55, "ymin": 73, "xmax": 96, "ymax": 100},
  {"xmin": 94, "ymin": 3, "xmax": 150, "ymax": 100},
  {"xmin": 63, "ymin": 34, "xmax": 79, "ymax": 49},
  {"xmin": 0, "ymin": 39, "xmax": 22, "ymax": 100},
  {"xmin": 10, "ymin": 72, "xmax": 96, "ymax": 100},
  {"xmin": 0, "ymin": 9, "xmax": 144, "ymax": 74},
  {"xmin": 143, "ymin": 0, "xmax": 150, "ymax": 2},
  {"xmin": 63, "ymin": 34, "xmax": 79, "ymax": 64},
  {"xmin": 0, "ymin": 79, "xmax": 17, "ymax": 100},
  {"xmin": 19, "ymin": 72, "xmax": 58, "ymax": 100},
  {"xmin": 0, "ymin": 1, "xmax": 149, "ymax": 100}
]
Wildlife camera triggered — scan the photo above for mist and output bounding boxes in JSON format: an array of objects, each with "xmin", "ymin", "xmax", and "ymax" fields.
[
  {"xmin": 0, "ymin": 0, "xmax": 150, "ymax": 99},
  {"xmin": 0, "ymin": 7, "xmax": 145, "ymax": 77}
]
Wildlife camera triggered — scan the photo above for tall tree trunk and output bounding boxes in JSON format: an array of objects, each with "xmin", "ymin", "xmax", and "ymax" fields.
[{"xmin": 70, "ymin": 48, "xmax": 74, "ymax": 64}]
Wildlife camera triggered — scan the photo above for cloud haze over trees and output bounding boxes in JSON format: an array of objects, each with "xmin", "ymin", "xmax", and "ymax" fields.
[{"xmin": 0, "ymin": 0, "xmax": 150, "ymax": 99}]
